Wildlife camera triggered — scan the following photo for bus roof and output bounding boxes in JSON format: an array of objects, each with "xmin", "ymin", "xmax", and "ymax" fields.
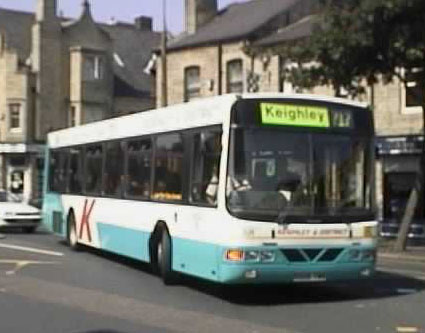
[{"xmin": 48, "ymin": 93, "xmax": 369, "ymax": 148}]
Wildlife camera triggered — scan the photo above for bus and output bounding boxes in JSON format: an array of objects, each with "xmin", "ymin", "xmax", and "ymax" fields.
[{"xmin": 42, "ymin": 93, "xmax": 377, "ymax": 284}]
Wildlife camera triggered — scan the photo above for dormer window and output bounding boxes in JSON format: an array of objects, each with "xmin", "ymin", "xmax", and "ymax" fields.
[{"xmin": 84, "ymin": 55, "xmax": 104, "ymax": 81}]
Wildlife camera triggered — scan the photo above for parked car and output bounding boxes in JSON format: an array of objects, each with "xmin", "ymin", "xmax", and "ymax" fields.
[{"xmin": 0, "ymin": 200, "xmax": 41, "ymax": 233}]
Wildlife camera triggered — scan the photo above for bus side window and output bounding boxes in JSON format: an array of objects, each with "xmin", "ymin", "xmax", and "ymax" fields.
[
  {"xmin": 126, "ymin": 138, "xmax": 152, "ymax": 199},
  {"xmin": 49, "ymin": 149, "xmax": 68, "ymax": 193},
  {"xmin": 85, "ymin": 144, "xmax": 103, "ymax": 195},
  {"xmin": 190, "ymin": 130, "xmax": 222, "ymax": 206},
  {"xmin": 68, "ymin": 147, "xmax": 83, "ymax": 194},
  {"xmin": 152, "ymin": 134, "xmax": 184, "ymax": 201},
  {"xmin": 104, "ymin": 141, "xmax": 125, "ymax": 197}
]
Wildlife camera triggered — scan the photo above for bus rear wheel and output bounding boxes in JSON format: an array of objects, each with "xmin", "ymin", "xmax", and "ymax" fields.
[
  {"xmin": 156, "ymin": 229, "xmax": 176, "ymax": 285},
  {"xmin": 67, "ymin": 212, "xmax": 80, "ymax": 251}
]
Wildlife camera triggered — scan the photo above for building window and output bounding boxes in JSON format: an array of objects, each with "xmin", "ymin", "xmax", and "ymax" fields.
[
  {"xmin": 402, "ymin": 68, "xmax": 423, "ymax": 114},
  {"xmin": 9, "ymin": 103, "xmax": 21, "ymax": 131},
  {"xmin": 226, "ymin": 59, "xmax": 243, "ymax": 93},
  {"xmin": 83, "ymin": 55, "xmax": 104, "ymax": 81},
  {"xmin": 184, "ymin": 66, "xmax": 201, "ymax": 102}
]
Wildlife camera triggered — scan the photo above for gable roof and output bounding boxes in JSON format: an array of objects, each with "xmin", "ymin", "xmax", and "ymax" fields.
[
  {"xmin": 168, "ymin": 0, "xmax": 299, "ymax": 51},
  {"xmin": 0, "ymin": 7, "xmax": 160, "ymax": 98},
  {"xmin": 101, "ymin": 23, "xmax": 160, "ymax": 97},
  {"xmin": 0, "ymin": 8, "xmax": 34, "ymax": 61},
  {"xmin": 254, "ymin": 14, "xmax": 315, "ymax": 47}
]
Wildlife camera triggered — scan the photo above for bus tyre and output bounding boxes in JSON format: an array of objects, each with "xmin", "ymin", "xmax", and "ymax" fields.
[
  {"xmin": 157, "ymin": 229, "xmax": 175, "ymax": 285},
  {"xmin": 67, "ymin": 212, "xmax": 80, "ymax": 251}
]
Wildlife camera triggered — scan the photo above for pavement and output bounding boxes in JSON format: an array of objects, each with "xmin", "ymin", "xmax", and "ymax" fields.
[{"xmin": 378, "ymin": 239, "xmax": 425, "ymax": 263}]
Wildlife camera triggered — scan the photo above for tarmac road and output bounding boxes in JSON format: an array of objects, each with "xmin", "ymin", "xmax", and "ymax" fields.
[{"xmin": 0, "ymin": 230, "xmax": 424, "ymax": 333}]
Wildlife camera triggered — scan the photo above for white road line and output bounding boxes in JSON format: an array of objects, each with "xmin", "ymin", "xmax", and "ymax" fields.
[
  {"xmin": 0, "ymin": 243, "xmax": 64, "ymax": 257},
  {"xmin": 0, "ymin": 260, "xmax": 60, "ymax": 275}
]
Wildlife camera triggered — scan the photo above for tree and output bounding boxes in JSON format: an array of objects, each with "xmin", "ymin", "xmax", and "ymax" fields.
[{"xmin": 250, "ymin": 0, "xmax": 425, "ymax": 251}]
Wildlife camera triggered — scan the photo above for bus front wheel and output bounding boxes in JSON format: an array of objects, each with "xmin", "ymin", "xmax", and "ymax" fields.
[{"xmin": 156, "ymin": 229, "xmax": 175, "ymax": 285}]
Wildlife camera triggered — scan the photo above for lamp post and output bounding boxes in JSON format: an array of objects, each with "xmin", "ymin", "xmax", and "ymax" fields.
[{"xmin": 160, "ymin": 0, "xmax": 168, "ymax": 107}]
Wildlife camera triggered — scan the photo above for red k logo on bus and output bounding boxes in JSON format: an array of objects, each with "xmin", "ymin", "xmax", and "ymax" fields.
[{"xmin": 79, "ymin": 199, "xmax": 95, "ymax": 242}]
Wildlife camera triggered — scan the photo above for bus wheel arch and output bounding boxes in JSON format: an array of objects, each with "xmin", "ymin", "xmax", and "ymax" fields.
[
  {"xmin": 67, "ymin": 208, "xmax": 80, "ymax": 251},
  {"xmin": 149, "ymin": 221, "xmax": 175, "ymax": 284}
]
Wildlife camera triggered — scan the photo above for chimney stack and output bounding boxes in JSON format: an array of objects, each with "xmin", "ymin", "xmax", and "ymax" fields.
[
  {"xmin": 135, "ymin": 16, "xmax": 153, "ymax": 31},
  {"xmin": 185, "ymin": 0, "xmax": 217, "ymax": 34}
]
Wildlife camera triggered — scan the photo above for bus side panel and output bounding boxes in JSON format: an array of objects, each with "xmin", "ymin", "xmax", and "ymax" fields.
[
  {"xmin": 172, "ymin": 237, "xmax": 221, "ymax": 282},
  {"xmin": 42, "ymin": 192, "xmax": 66, "ymax": 237},
  {"xmin": 97, "ymin": 223, "xmax": 149, "ymax": 262}
]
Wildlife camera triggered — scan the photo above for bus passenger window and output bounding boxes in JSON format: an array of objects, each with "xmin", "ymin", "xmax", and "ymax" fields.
[
  {"xmin": 152, "ymin": 134, "xmax": 183, "ymax": 201},
  {"xmin": 85, "ymin": 144, "xmax": 103, "ymax": 195},
  {"xmin": 127, "ymin": 139, "xmax": 152, "ymax": 198},
  {"xmin": 68, "ymin": 147, "xmax": 83, "ymax": 194},
  {"xmin": 104, "ymin": 141, "xmax": 125, "ymax": 197},
  {"xmin": 49, "ymin": 150, "xmax": 68, "ymax": 193},
  {"xmin": 190, "ymin": 131, "xmax": 222, "ymax": 206}
]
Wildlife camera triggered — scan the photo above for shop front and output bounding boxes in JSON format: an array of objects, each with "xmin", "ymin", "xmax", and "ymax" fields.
[{"xmin": 376, "ymin": 135, "xmax": 425, "ymax": 240}]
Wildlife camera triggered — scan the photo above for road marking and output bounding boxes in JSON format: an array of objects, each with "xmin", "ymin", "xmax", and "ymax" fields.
[
  {"xmin": 0, "ymin": 260, "xmax": 60, "ymax": 275},
  {"xmin": 0, "ymin": 243, "xmax": 64, "ymax": 257},
  {"xmin": 396, "ymin": 327, "xmax": 419, "ymax": 333}
]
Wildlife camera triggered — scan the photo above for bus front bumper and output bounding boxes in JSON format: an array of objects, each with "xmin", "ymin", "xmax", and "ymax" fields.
[{"xmin": 218, "ymin": 262, "xmax": 375, "ymax": 284}]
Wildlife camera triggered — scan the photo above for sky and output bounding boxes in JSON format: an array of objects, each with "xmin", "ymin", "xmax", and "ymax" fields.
[{"xmin": 0, "ymin": 0, "xmax": 248, "ymax": 33}]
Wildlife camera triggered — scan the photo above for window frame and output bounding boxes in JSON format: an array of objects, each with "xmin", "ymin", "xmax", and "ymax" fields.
[
  {"xmin": 226, "ymin": 59, "xmax": 244, "ymax": 94},
  {"xmin": 401, "ymin": 67, "xmax": 423, "ymax": 115},
  {"xmin": 184, "ymin": 66, "xmax": 201, "ymax": 102},
  {"xmin": 9, "ymin": 103, "xmax": 22, "ymax": 132},
  {"xmin": 83, "ymin": 54, "xmax": 104, "ymax": 82}
]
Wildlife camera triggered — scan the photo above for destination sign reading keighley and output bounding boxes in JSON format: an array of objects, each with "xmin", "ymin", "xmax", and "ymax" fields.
[{"xmin": 260, "ymin": 103, "xmax": 330, "ymax": 128}]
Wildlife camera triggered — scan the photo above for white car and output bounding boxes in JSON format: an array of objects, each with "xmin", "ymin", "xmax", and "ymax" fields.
[{"xmin": 0, "ymin": 201, "xmax": 41, "ymax": 233}]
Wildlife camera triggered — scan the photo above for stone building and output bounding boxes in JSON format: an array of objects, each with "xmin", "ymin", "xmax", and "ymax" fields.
[
  {"xmin": 156, "ymin": 0, "xmax": 424, "ymax": 236},
  {"xmin": 0, "ymin": 0, "xmax": 160, "ymax": 203}
]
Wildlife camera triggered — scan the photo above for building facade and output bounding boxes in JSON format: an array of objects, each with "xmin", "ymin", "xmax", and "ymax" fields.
[
  {"xmin": 0, "ymin": 0, "xmax": 160, "ymax": 203},
  {"xmin": 156, "ymin": 0, "xmax": 424, "ymax": 236}
]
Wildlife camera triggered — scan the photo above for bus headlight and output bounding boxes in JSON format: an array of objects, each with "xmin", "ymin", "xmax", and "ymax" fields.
[
  {"xmin": 363, "ymin": 226, "xmax": 377, "ymax": 238},
  {"xmin": 260, "ymin": 250, "xmax": 276, "ymax": 263},
  {"xmin": 361, "ymin": 249, "xmax": 376, "ymax": 261},
  {"xmin": 245, "ymin": 250, "xmax": 260, "ymax": 262},
  {"xmin": 348, "ymin": 249, "xmax": 362, "ymax": 261}
]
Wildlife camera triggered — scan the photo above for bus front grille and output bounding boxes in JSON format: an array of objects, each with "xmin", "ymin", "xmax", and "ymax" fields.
[{"xmin": 281, "ymin": 248, "xmax": 344, "ymax": 263}]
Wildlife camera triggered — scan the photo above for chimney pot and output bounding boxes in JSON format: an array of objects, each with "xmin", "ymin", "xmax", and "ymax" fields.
[{"xmin": 135, "ymin": 16, "xmax": 153, "ymax": 31}]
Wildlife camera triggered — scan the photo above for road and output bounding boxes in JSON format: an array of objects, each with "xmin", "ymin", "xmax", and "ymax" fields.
[{"xmin": 0, "ymin": 230, "xmax": 424, "ymax": 333}]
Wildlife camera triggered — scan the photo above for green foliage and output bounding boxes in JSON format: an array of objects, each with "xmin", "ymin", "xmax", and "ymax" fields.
[{"xmin": 260, "ymin": 0, "xmax": 425, "ymax": 99}]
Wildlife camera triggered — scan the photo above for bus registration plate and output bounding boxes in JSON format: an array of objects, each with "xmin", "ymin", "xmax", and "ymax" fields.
[{"xmin": 293, "ymin": 272, "xmax": 326, "ymax": 282}]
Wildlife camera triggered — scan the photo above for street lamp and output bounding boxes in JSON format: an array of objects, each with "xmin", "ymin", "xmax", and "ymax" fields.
[{"xmin": 160, "ymin": 0, "xmax": 168, "ymax": 107}]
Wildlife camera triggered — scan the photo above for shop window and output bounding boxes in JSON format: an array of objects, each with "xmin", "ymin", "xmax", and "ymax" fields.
[
  {"xmin": 152, "ymin": 134, "xmax": 184, "ymax": 201},
  {"xmin": 84, "ymin": 144, "xmax": 103, "ymax": 194},
  {"xmin": 127, "ymin": 138, "xmax": 152, "ymax": 198},
  {"xmin": 83, "ymin": 55, "xmax": 104, "ymax": 81},
  {"xmin": 190, "ymin": 130, "xmax": 222, "ymax": 206},
  {"xmin": 184, "ymin": 66, "xmax": 201, "ymax": 102},
  {"xmin": 104, "ymin": 141, "xmax": 125, "ymax": 197},
  {"xmin": 9, "ymin": 103, "xmax": 21, "ymax": 131},
  {"xmin": 227, "ymin": 59, "xmax": 243, "ymax": 93}
]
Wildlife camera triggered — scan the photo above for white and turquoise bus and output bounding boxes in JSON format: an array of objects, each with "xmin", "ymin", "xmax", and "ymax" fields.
[{"xmin": 43, "ymin": 94, "xmax": 378, "ymax": 284}]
